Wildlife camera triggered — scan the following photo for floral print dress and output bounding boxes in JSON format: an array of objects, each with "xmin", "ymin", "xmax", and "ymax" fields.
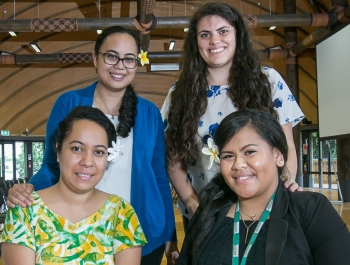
[
  {"xmin": 0, "ymin": 192, "xmax": 147, "ymax": 264},
  {"xmin": 161, "ymin": 67, "xmax": 305, "ymax": 218}
]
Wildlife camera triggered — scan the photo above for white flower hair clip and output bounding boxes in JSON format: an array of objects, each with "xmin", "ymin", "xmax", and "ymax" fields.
[
  {"xmin": 107, "ymin": 137, "xmax": 124, "ymax": 163},
  {"xmin": 202, "ymin": 137, "xmax": 220, "ymax": 170}
]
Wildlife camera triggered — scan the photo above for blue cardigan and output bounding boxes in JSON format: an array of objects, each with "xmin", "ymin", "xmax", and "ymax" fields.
[{"xmin": 29, "ymin": 82, "xmax": 177, "ymax": 255}]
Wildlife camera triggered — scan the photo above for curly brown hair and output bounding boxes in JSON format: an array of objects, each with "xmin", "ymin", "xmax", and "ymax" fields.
[{"xmin": 165, "ymin": 2, "xmax": 277, "ymax": 169}]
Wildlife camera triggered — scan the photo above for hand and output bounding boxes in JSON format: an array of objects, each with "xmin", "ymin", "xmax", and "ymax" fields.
[
  {"xmin": 184, "ymin": 198, "xmax": 199, "ymax": 219},
  {"xmin": 282, "ymin": 176, "xmax": 303, "ymax": 192},
  {"xmin": 165, "ymin": 242, "xmax": 179, "ymax": 265},
  {"xmin": 6, "ymin": 183, "xmax": 34, "ymax": 208}
]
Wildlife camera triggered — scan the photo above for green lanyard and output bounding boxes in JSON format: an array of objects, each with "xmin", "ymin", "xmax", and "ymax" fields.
[{"xmin": 232, "ymin": 190, "xmax": 276, "ymax": 265}]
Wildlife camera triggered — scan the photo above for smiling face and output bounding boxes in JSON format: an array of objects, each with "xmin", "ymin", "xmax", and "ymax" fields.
[
  {"xmin": 197, "ymin": 15, "xmax": 236, "ymax": 70},
  {"xmin": 57, "ymin": 119, "xmax": 108, "ymax": 194},
  {"xmin": 93, "ymin": 33, "xmax": 138, "ymax": 93},
  {"xmin": 219, "ymin": 126, "xmax": 283, "ymax": 202}
]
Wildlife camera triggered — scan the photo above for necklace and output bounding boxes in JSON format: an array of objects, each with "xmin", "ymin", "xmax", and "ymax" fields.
[
  {"xmin": 239, "ymin": 210, "xmax": 261, "ymax": 221},
  {"xmin": 232, "ymin": 190, "xmax": 276, "ymax": 265},
  {"xmin": 96, "ymin": 89, "xmax": 118, "ymax": 119},
  {"xmin": 240, "ymin": 217, "xmax": 257, "ymax": 245}
]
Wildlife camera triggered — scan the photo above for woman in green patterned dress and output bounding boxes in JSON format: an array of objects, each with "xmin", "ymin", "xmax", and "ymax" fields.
[{"xmin": 0, "ymin": 106, "xmax": 147, "ymax": 265}]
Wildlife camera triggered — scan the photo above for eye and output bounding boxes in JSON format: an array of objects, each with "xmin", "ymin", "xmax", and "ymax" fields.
[
  {"xmin": 106, "ymin": 53, "xmax": 118, "ymax": 60},
  {"xmin": 245, "ymin": 150, "xmax": 256, "ymax": 155},
  {"xmin": 124, "ymin": 58, "xmax": 136, "ymax": 63},
  {"xmin": 95, "ymin": 149, "xmax": 105, "ymax": 156},
  {"xmin": 219, "ymin": 29, "xmax": 228, "ymax": 34},
  {"xmin": 220, "ymin": 154, "xmax": 235, "ymax": 160},
  {"xmin": 71, "ymin": 146, "xmax": 82, "ymax": 152},
  {"xmin": 200, "ymin": 33, "xmax": 210, "ymax": 38}
]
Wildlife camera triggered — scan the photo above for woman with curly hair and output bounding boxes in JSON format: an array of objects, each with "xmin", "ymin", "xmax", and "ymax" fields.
[
  {"xmin": 161, "ymin": 2, "xmax": 304, "ymax": 227},
  {"xmin": 7, "ymin": 26, "xmax": 177, "ymax": 265}
]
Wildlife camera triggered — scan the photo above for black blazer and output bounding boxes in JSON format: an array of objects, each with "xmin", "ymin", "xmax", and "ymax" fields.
[{"xmin": 176, "ymin": 181, "xmax": 350, "ymax": 265}]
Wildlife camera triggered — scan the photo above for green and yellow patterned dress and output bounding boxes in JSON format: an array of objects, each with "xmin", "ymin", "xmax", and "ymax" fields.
[{"xmin": 0, "ymin": 192, "xmax": 147, "ymax": 264}]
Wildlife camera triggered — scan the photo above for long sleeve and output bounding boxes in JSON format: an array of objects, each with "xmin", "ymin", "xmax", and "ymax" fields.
[
  {"xmin": 304, "ymin": 194, "xmax": 350, "ymax": 264},
  {"xmin": 29, "ymin": 83, "xmax": 96, "ymax": 190},
  {"xmin": 29, "ymin": 93, "xmax": 71, "ymax": 190}
]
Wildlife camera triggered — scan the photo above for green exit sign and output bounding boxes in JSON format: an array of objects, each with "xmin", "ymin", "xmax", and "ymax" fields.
[{"xmin": 1, "ymin": 130, "xmax": 10, "ymax": 136}]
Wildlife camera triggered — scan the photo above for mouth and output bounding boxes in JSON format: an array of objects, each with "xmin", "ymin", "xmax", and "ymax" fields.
[
  {"xmin": 76, "ymin": 173, "xmax": 93, "ymax": 180},
  {"xmin": 209, "ymin": 47, "xmax": 226, "ymax": 53},
  {"xmin": 110, "ymin": 73, "xmax": 125, "ymax": 80},
  {"xmin": 233, "ymin": 175, "xmax": 254, "ymax": 182}
]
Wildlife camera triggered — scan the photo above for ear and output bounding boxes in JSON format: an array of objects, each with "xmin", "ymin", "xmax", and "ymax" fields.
[
  {"xmin": 273, "ymin": 148, "xmax": 284, "ymax": 167},
  {"xmin": 93, "ymin": 52, "xmax": 98, "ymax": 68},
  {"xmin": 56, "ymin": 143, "xmax": 60, "ymax": 163}
]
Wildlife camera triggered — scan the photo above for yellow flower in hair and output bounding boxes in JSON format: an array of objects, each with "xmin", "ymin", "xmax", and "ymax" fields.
[
  {"xmin": 202, "ymin": 137, "xmax": 220, "ymax": 170},
  {"xmin": 138, "ymin": 49, "xmax": 149, "ymax": 66}
]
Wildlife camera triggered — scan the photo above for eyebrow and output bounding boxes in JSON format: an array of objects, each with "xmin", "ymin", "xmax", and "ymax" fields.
[
  {"xmin": 68, "ymin": 140, "xmax": 108, "ymax": 150},
  {"xmin": 220, "ymin": 143, "xmax": 259, "ymax": 154},
  {"xmin": 105, "ymin": 50, "xmax": 137, "ymax": 58},
  {"xmin": 198, "ymin": 26, "xmax": 232, "ymax": 35}
]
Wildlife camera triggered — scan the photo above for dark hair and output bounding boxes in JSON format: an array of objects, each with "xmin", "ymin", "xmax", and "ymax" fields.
[
  {"xmin": 94, "ymin": 26, "xmax": 141, "ymax": 54},
  {"xmin": 56, "ymin": 106, "xmax": 116, "ymax": 153},
  {"xmin": 190, "ymin": 109, "xmax": 287, "ymax": 257},
  {"xmin": 95, "ymin": 26, "xmax": 139, "ymax": 138},
  {"xmin": 215, "ymin": 109, "xmax": 288, "ymax": 174},
  {"xmin": 165, "ymin": 2, "xmax": 277, "ymax": 169}
]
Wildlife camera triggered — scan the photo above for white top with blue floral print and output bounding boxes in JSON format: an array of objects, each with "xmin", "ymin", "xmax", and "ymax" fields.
[{"xmin": 161, "ymin": 67, "xmax": 304, "ymax": 217}]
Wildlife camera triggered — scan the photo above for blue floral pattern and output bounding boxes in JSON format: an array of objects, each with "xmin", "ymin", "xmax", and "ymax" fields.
[{"xmin": 160, "ymin": 67, "xmax": 304, "ymax": 218}]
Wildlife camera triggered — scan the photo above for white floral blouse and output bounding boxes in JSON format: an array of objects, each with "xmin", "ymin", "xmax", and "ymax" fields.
[{"xmin": 161, "ymin": 67, "xmax": 305, "ymax": 218}]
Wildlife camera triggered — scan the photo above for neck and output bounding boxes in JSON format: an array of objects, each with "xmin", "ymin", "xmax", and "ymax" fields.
[
  {"xmin": 238, "ymin": 183, "xmax": 278, "ymax": 220},
  {"xmin": 94, "ymin": 84, "xmax": 126, "ymax": 116},
  {"xmin": 53, "ymin": 182, "xmax": 97, "ymax": 207},
  {"xmin": 207, "ymin": 66, "xmax": 231, "ymax": 86}
]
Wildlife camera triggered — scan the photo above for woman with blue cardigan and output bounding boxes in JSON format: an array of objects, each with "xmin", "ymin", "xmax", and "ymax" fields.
[{"xmin": 7, "ymin": 26, "xmax": 177, "ymax": 265}]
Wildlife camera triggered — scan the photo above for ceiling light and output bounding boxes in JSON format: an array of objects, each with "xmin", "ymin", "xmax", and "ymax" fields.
[
  {"xmin": 9, "ymin": 31, "xmax": 17, "ymax": 36},
  {"xmin": 269, "ymin": 26, "xmax": 276, "ymax": 30},
  {"xmin": 150, "ymin": 63, "xmax": 180, "ymax": 71},
  {"xmin": 97, "ymin": 30, "xmax": 102, "ymax": 34},
  {"xmin": 0, "ymin": 51, "xmax": 12, "ymax": 55},
  {"xmin": 169, "ymin": 40, "xmax": 175, "ymax": 50},
  {"xmin": 30, "ymin": 42, "xmax": 42, "ymax": 53},
  {"xmin": 184, "ymin": 28, "xmax": 189, "ymax": 32},
  {"xmin": 270, "ymin": 45, "xmax": 282, "ymax": 50}
]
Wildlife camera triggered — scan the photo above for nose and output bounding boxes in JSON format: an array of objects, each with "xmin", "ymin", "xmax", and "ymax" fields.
[
  {"xmin": 231, "ymin": 155, "xmax": 246, "ymax": 170},
  {"xmin": 209, "ymin": 34, "xmax": 220, "ymax": 45},
  {"xmin": 114, "ymin": 58, "xmax": 125, "ymax": 69},
  {"xmin": 81, "ymin": 152, "xmax": 94, "ymax": 167}
]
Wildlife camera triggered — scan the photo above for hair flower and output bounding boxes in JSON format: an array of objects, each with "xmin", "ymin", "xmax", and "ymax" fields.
[
  {"xmin": 138, "ymin": 49, "xmax": 149, "ymax": 66},
  {"xmin": 107, "ymin": 137, "xmax": 124, "ymax": 163},
  {"xmin": 202, "ymin": 137, "xmax": 220, "ymax": 170}
]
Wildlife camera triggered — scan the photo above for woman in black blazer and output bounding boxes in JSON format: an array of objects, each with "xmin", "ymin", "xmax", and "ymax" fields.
[{"xmin": 176, "ymin": 109, "xmax": 350, "ymax": 265}]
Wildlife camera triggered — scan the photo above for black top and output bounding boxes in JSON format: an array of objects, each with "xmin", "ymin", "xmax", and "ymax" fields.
[{"xmin": 197, "ymin": 217, "xmax": 269, "ymax": 265}]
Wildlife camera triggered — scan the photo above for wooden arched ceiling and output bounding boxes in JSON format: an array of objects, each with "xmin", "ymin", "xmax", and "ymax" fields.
[{"xmin": 0, "ymin": 0, "xmax": 345, "ymax": 135}]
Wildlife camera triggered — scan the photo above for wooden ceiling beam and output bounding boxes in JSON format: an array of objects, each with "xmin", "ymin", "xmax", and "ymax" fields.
[
  {"xmin": 0, "ymin": 48, "xmax": 316, "ymax": 65},
  {"xmin": 0, "ymin": 13, "xmax": 337, "ymax": 33}
]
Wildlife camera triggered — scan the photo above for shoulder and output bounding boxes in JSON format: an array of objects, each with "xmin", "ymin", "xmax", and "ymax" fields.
[
  {"xmin": 57, "ymin": 82, "xmax": 96, "ymax": 101},
  {"xmin": 107, "ymin": 195, "xmax": 135, "ymax": 211},
  {"xmin": 136, "ymin": 96, "xmax": 161, "ymax": 115},
  {"xmin": 261, "ymin": 66, "xmax": 280, "ymax": 78},
  {"xmin": 286, "ymin": 189, "xmax": 331, "ymax": 213}
]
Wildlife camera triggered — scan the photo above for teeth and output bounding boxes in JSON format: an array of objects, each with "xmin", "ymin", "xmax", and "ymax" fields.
[
  {"xmin": 237, "ymin": 176, "xmax": 249, "ymax": 180},
  {"xmin": 78, "ymin": 173, "xmax": 91, "ymax": 178},
  {"xmin": 210, "ymin": 47, "xmax": 225, "ymax": 53},
  {"xmin": 111, "ymin": 74, "xmax": 124, "ymax": 78}
]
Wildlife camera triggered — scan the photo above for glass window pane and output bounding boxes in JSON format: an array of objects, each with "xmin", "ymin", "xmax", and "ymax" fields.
[
  {"xmin": 0, "ymin": 143, "xmax": 3, "ymax": 179},
  {"xmin": 15, "ymin": 142, "xmax": 26, "ymax": 180},
  {"xmin": 32, "ymin": 142, "xmax": 44, "ymax": 176},
  {"xmin": 4, "ymin": 144, "xmax": 14, "ymax": 180}
]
